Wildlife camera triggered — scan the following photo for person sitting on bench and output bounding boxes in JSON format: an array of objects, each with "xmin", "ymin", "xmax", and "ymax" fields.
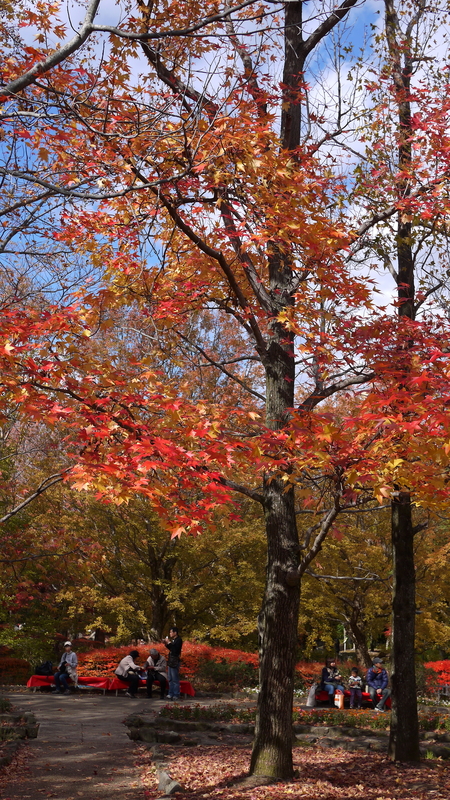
[
  {"xmin": 321, "ymin": 658, "xmax": 345, "ymax": 706},
  {"xmin": 114, "ymin": 650, "xmax": 142, "ymax": 698},
  {"xmin": 52, "ymin": 641, "xmax": 78, "ymax": 694},
  {"xmin": 146, "ymin": 648, "xmax": 168, "ymax": 699},
  {"xmin": 366, "ymin": 657, "xmax": 391, "ymax": 712}
]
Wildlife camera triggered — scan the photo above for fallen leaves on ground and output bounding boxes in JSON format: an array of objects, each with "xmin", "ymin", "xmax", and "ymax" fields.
[
  {"xmin": 139, "ymin": 745, "xmax": 450, "ymax": 800},
  {"xmin": 0, "ymin": 741, "xmax": 34, "ymax": 792}
]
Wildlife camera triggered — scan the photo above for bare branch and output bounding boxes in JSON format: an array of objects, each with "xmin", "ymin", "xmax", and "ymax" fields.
[
  {"xmin": 303, "ymin": 0, "xmax": 361, "ymax": 57},
  {"xmin": 219, "ymin": 477, "xmax": 264, "ymax": 504},
  {"xmin": 0, "ymin": 548, "xmax": 80, "ymax": 564},
  {"xmin": 174, "ymin": 328, "xmax": 266, "ymax": 402},
  {"xmin": 1, "ymin": 0, "xmax": 262, "ymax": 98},
  {"xmin": 92, "ymin": 1, "xmax": 261, "ymax": 41},
  {"xmin": 299, "ymin": 372, "xmax": 375, "ymax": 412},
  {"xmin": 1, "ymin": 0, "xmax": 101, "ymax": 97},
  {"xmin": 306, "ymin": 568, "xmax": 383, "ymax": 581},
  {"xmin": 298, "ymin": 502, "xmax": 341, "ymax": 577},
  {"xmin": 0, "ymin": 166, "xmax": 189, "ymax": 201},
  {"xmin": 0, "ymin": 470, "xmax": 69, "ymax": 525}
]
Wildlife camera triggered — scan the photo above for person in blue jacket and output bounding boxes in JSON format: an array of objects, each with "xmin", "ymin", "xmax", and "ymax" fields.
[{"xmin": 366, "ymin": 657, "xmax": 391, "ymax": 712}]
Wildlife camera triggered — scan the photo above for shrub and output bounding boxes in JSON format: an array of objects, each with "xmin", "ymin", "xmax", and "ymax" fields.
[
  {"xmin": 0, "ymin": 656, "xmax": 30, "ymax": 685},
  {"xmin": 197, "ymin": 658, "xmax": 258, "ymax": 689},
  {"xmin": 424, "ymin": 660, "xmax": 450, "ymax": 698}
]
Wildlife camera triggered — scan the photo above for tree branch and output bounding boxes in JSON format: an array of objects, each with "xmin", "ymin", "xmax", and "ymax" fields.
[
  {"xmin": 1, "ymin": 0, "xmax": 101, "ymax": 97},
  {"xmin": 174, "ymin": 328, "xmax": 266, "ymax": 402},
  {"xmin": 299, "ymin": 372, "xmax": 375, "ymax": 412},
  {"xmin": 219, "ymin": 477, "xmax": 264, "ymax": 504},
  {"xmin": 0, "ymin": 470, "xmax": 69, "ymax": 525},
  {"xmin": 303, "ymin": 0, "xmax": 360, "ymax": 57}
]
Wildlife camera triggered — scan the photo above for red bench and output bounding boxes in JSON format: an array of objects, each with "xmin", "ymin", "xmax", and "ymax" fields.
[
  {"xmin": 27, "ymin": 676, "xmax": 110, "ymax": 693},
  {"xmin": 315, "ymin": 688, "xmax": 391, "ymax": 709},
  {"xmin": 26, "ymin": 675, "xmax": 195, "ymax": 698}
]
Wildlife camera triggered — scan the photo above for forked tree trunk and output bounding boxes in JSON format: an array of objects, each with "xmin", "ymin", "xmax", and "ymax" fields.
[{"xmin": 388, "ymin": 493, "xmax": 420, "ymax": 760}]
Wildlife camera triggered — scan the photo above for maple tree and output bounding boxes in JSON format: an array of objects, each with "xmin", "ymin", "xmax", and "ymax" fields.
[{"xmin": 3, "ymin": 0, "xmax": 450, "ymax": 778}]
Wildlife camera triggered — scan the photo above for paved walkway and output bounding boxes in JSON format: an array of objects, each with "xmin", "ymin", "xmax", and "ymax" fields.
[{"xmin": 0, "ymin": 691, "xmax": 165, "ymax": 800}]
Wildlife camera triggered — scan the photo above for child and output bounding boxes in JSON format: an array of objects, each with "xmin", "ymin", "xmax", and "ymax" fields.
[{"xmin": 348, "ymin": 667, "xmax": 363, "ymax": 709}]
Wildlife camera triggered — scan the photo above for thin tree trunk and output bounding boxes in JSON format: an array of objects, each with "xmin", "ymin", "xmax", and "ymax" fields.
[{"xmin": 348, "ymin": 617, "xmax": 373, "ymax": 669}]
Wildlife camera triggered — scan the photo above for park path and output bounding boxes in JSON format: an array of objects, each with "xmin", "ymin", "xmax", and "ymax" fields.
[{"xmin": 0, "ymin": 691, "xmax": 158, "ymax": 800}]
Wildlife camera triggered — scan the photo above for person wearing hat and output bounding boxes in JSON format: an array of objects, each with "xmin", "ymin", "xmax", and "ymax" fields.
[
  {"xmin": 145, "ymin": 648, "xmax": 168, "ymax": 699},
  {"xmin": 52, "ymin": 641, "xmax": 78, "ymax": 694},
  {"xmin": 114, "ymin": 650, "xmax": 142, "ymax": 697},
  {"xmin": 366, "ymin": 657, "xmax": 391, "ymax": 712}
]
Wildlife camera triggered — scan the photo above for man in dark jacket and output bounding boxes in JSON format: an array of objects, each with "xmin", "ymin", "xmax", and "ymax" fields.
[
  {"xmin": 366, "ymin": 657, "xmax": 391, "ymax": 712},
  {"xmin": 164, "ymin": 627, "xmax": 183, "ymax": 700}
]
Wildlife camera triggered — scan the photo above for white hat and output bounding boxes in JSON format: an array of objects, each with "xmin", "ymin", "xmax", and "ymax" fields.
[{"xmin": 64, "ymin": 641, "xmax": 72, "ymax": 647}]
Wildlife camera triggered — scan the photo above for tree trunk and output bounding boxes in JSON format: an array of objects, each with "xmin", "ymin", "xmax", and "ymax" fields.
[
  {"xmin": 250, "ymin": 478, "xmax": 300, "ymax": 778},
  {"xmin": 250, "ymin": 270, "xmax": 299, "ymax": 778},
  {"xmin": 348, "ymin": 617, "xmax": 373, "ymax": 669},
  {"xmin": 384, "ymin": 0, "xmax": 422, "ymax": 762},
  {"xmin": 388, "ymin": 492, "xmax": 420, "ymax": 760}
]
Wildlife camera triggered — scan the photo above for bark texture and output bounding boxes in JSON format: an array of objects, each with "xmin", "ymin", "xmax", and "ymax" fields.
[
  {"xmin": 384, "ymin": 0, "xmax": 422, "ymax": 762},
  {"xmin": 388, "ymin": 493, "xmax": 420, "ymax": 760}
]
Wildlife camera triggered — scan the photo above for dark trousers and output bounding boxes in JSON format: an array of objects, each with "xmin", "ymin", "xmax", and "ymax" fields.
[
  {"xmin": 147, "ymin": 672, "xmax": 167, "ymax": 698},
  {"xmin": 368, "ymin": 685, "xmax": 391, "ymax": 709},
  {"xmin": 120, "ymin": 673, "xmax": 140, "ymax": 696},
  {"xmin": 349, "ymin": 687, "xmax": 362, "ymax": 708},
  {"xmin": 53, "ymin": 671, "xmax": 70, "ymax": 692}
]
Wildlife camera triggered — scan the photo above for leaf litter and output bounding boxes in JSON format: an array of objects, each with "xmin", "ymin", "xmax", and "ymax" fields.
[{"xmin": 139, "ymin": 745, "xmax": 450, "ymax": 800}]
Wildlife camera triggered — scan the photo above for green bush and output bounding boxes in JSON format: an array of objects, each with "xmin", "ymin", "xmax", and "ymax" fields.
[{"xmin": 197, "ymin": 658, "xmax": 259, "ymax": 689}]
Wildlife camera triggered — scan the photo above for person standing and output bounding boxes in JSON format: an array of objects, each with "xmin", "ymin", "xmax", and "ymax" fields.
[
  {"xmin": 366, "ymin": 657, "xmax": 391, "ymax": 712},
  {"xmin": 114, "ymin": 650, "xmax": 142, "ymax": 697},
  {"xmin": 164, "ymin": 627, "xmax": 183, "ymax": 700},
  {"xmin": 146, "ymin": 648, "xmax": 168, "ymax": 699},
  {"xmin": 52, "ymin": 641, "xmax": 78, "ymax": 694}
]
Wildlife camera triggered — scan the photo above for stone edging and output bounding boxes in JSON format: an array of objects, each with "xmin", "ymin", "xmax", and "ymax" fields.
[
  {"xmin": 124, "ymin": 713, "xmax": 450, "ymax": 760},
  {"xmin": 0, "ymin": 710, "xmax": 39, "ymax": 769}
]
